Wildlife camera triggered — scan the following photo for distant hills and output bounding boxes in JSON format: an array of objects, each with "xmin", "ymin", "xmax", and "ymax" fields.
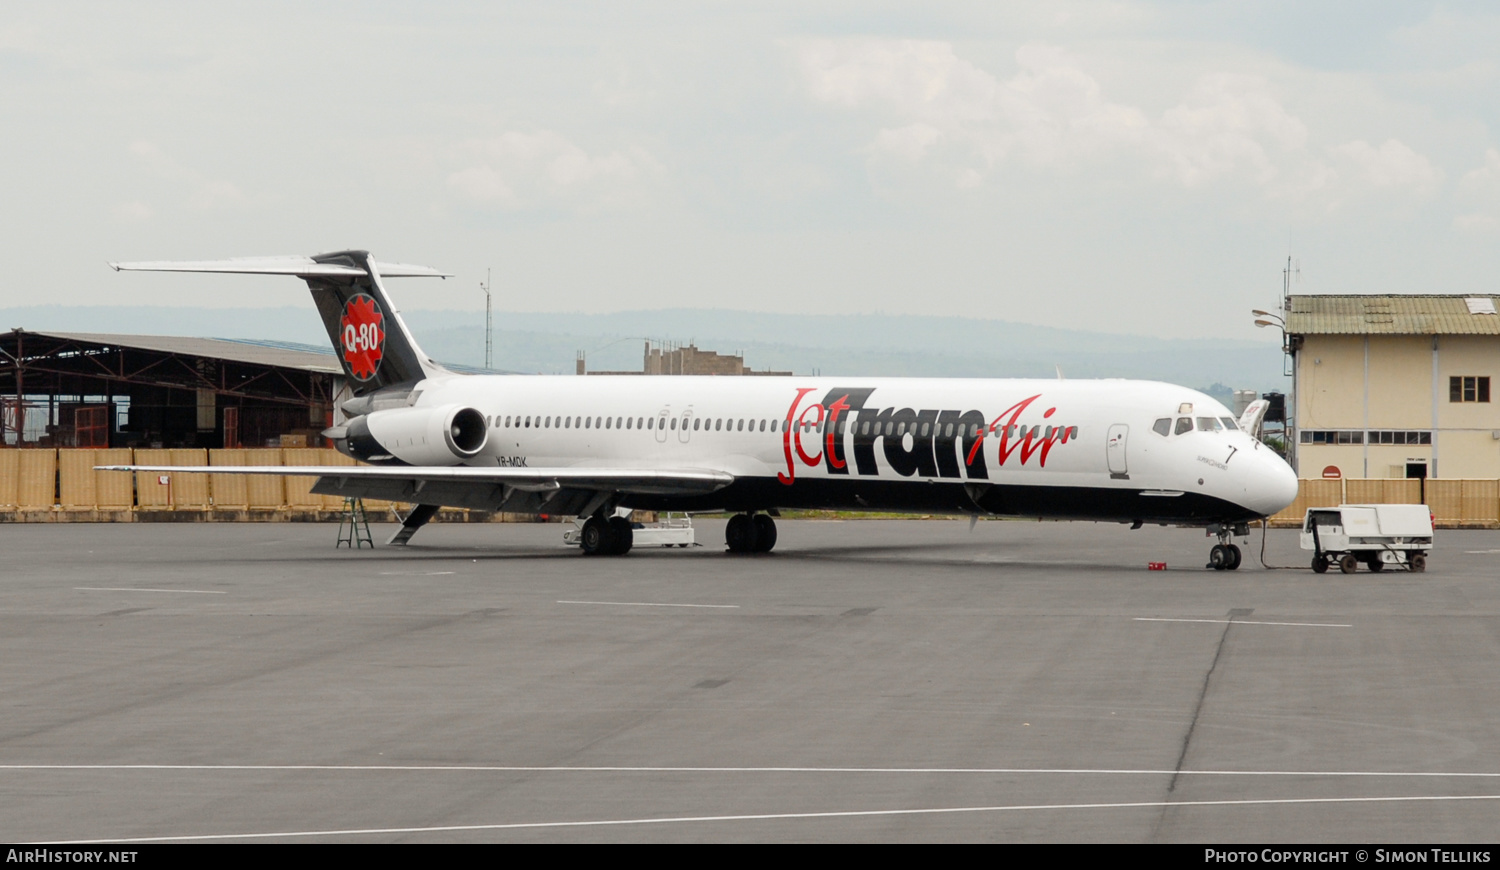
[{"xmin": 0, "ymin": 305, "xmax": 1287, "ymax": 395}]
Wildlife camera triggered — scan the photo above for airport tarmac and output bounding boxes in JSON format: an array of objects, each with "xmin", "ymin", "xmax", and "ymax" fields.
[{"xmin": 2, "ymin": 518, "xmax": 1498, "ymax": 843}]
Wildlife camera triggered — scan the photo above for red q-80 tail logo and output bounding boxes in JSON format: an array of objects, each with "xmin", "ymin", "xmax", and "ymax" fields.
[{"xmin": 339, "ymin": 294, "xmax": 386, "ymax": 381}]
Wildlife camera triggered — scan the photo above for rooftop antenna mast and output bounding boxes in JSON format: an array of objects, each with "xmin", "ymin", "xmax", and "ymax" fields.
[
  {"xmin": 480, "ymin": 268, "xmax": 492, "ymax": 370},
  {"xmin": 1282, "ymin": 255, "xmax": 1299, "ymax": 312}
]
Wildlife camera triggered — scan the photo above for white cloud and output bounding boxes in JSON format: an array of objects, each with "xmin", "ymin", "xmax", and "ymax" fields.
[
  {"xmin": 791, "ymin": 37, "xmax": 1445, "ymax": 204},
  {"xmin": 1330, "ymin": 139, "xmax": 1442, "ymax": 195},
  {"xmin": 1452, "ymin": 148, "xmax": 1500, "ymax": 233},
  {"xmin": 1453, "ymin": 213, "xmax": 1500, "ymax": 234},
  {"xmin": 128, "ymin": 140, "xmax": 248, "ymax": 210},
  {"xmin": 112, "ymin": 201, "xmax": 153, "ymax": 222},
  {"xmin": 446, "ymin": 130, "xmax": 657, "ymax": 213}
]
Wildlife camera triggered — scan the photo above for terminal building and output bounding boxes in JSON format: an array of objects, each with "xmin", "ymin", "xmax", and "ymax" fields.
[
  {"xmin": 577, "ymin": 340, "xmax": 792, "ymax": 377},
  {"xmin": 1287, "ymin": 294, "xmax": 1500, "ymax": 480}
]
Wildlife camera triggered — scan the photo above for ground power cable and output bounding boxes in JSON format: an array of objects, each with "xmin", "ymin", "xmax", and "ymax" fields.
[{"xmin": 1256, "ymin": 519, "xmax": 1310, "ymax": 570}]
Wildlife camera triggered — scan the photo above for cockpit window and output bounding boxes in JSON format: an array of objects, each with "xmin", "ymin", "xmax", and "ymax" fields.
[
  {"xmin": 1220, "ymin": 417, "xmax": 1239, "ymax": 430},
  {"xmin": 1174, "ymin": 417, "xmax": 1193, "ymax": 435},
  {"xmin": 1153, "ymin": 418, "xmax": 1171, "ymax": 437},
  {"xmin": 1196, "ymin": 417, "xmax": 1222, "ymax": 432}
]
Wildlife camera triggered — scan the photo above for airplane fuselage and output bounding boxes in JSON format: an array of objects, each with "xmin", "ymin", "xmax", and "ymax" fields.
[{"xmin": 347, "ymin": 374, "xmax": 1297, "ymax": 525}]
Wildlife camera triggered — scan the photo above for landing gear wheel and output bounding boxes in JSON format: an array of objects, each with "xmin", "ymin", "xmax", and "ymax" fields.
[
  {"xmin": 580, "ymin": 516, "xmax": 609, "ymax": 556},
  {"xmin": 607, "ymin": 516, "xmax": 634, "ymax": 555},
  {"xmin": 1410, "ymin": 553, "xmax": 1427, "ymax": 573},
  {"xmin": 1339, "ymin": 553, "xmax": 1358, "ymax": 574},
  {"xmin": 725, "ymin": 513, "xmax": 759, "ymax": 553},
  {"xmin": 752, "ymin": 514, "xmax": 778, "ymax": 553},
  {"xmin": 1209, "ymin": 544, "xmax": 1229, "ymax": 570},
  {"xmin": 1225, "ymin": 544, "xmax": 1242, "ymax": 571},
  {"xmin": 1312, "ymin": 555, "xmax": 1328, "ymax": 574}
]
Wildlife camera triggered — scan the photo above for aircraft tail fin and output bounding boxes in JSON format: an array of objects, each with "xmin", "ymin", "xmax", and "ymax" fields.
[
  {"xmin": 1238, "ymin": 398, "xmax": 1270, "ymax": 438},
  {"xmin": 111, "ymin": 250, "xmax": 451, "ymax": 395}
]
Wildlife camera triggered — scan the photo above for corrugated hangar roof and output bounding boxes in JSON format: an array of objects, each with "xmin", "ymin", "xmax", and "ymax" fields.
[
  {"xmin": 24, "ymin": 331, "xmax": 344, "ymax": 373},
  {"xmin": 1287, "ymin": 295, "xmax": 1500, "ymax": 335},
  {"xmin": 8, "ymin": 330, "xmax": 505, "ymax": 376}
]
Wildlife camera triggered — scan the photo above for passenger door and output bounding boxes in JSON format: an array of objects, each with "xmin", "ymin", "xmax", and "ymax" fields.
[{"xmin": 1107, "ymin": 424, "xmax": 1129, "ymax": 479}]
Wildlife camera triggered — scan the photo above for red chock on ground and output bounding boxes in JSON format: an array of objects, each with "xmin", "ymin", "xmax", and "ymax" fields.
[{"xmin": 1147, "ymin": 562, "xmax": 1167, "ymax": 571}]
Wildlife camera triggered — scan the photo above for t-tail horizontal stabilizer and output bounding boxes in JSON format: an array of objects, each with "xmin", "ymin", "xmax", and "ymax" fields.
[{"xmin": 110, "ymin": 250, "xmax": 451, "ymax": 396}]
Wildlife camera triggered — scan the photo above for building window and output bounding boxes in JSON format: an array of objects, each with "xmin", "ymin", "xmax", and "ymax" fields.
[
  {"xmin": 1300, "ymin": 430, "xmax": 1365, "ymax": 445},
  {"xmin": 1449, "ymin": 376, "xmax": 1490, "ymax": 403},
  {"xmin": 1368, "ymin": 430, "xmax": 1432, "ymax": 445}
]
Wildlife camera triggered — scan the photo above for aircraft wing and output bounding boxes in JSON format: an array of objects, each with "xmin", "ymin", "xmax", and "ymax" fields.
[{"xmin": 95, "ymin": 464, "xmax": 732, "ymax": 498}]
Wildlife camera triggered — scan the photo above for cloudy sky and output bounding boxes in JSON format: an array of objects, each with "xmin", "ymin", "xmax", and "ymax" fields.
[{"xmin": 3, "ymin": 2, "xmax": 1497, "ymax": 339}]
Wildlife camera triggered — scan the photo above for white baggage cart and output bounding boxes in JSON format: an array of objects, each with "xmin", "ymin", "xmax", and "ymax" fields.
[{"xmin": 1301, "ymin": 504, "xmax": 1433, "ymax": 574}]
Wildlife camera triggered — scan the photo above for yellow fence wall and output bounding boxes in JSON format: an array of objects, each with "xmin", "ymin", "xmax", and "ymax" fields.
[
  {"xmin": 15, "ymin": 450, "xmax": 58, "ymax": 509},
  {"xmin": 58, "ymin": 449, "xmax": 134, "ymax": 509},
  {"xmin": 1271, "ymin": 478, "xmax": 1499, "ymax": 526},
  {"xmin": 0, "ymin": 447, "xmax": 394, "ymax": 513}
]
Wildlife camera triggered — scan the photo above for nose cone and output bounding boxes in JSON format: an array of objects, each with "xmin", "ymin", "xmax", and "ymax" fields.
[{"xmin": 1243, "ymin": 448, "xmax": 1299, "ymax": 517}]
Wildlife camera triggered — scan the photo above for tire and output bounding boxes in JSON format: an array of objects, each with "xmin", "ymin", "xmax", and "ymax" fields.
[
  {"xmin": 1225, "ymin": 544, "xmax": 1242, "ymax": 571},
  {"xmin": 580, "ymin": 517, "xmax": 609, "ymax": 556},
  {"xmin": 725, "ymin": 514, "xmax": 758, "ymax": 553},
  {"xmin": 1339, "ymin": 553, "xmax": 1358, "ymax": 574},
  {"xmin": 607, "ymin": 516, "xmax": 633, "ymax": 555},
  {"xmin": 1365, "ymin": 555, "xmax": 1384, "ymax": 573},
  {"xmin": 1312, "ymin": 556, "xmax": 1328, "ymax": 574},
  {"xmin": 1410, "ymin": 553, "xmax": 1427, "ymax": 573},
  {"xmin": 1209, "ymin": 544, "xmax": 1228, "ymax": 570},
  {"xmin": 753, "ymin": 514, "xmax": 778, "ymax": 553}
]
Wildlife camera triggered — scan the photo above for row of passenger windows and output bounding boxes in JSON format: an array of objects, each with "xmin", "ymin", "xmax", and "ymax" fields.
[
  {"xmin": 1152, "ymin": 416, "xmax": 1240, "ymax": 437},
  {"xmin": 496, "ymin": 413, "xmax": 1075, "ymax": 441}
]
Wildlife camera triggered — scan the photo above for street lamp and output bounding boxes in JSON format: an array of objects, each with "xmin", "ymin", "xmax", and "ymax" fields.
[{"xmin": 1252, "ymin": 308, "xmax": 1296, "ymax": 471}]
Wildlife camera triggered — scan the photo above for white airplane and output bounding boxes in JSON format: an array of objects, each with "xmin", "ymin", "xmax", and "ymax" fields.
[{"xmin": 105, "ymin": 249, "xmax": 1299, "ymax": 569}]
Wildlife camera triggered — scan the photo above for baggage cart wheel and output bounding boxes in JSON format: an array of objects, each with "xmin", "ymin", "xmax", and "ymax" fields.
[
  {"xmin": 1339, "ymin": 553, "xmax": 1358, "ymax": 574},
  {"xmin": 1410, "ymin": 553, "xmax": 1426, "ymax": 573}
]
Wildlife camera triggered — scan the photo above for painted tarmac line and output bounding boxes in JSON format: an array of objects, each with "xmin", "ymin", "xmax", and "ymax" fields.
[
  {"xmin": 377, "ymin": 571, "xmax": 457, "ymax": 576},
  {"xmin": 7, "ymin": 764, "xmax": 1499, "ymax": 777},
  {"xmin": 557, "ymin": 600, "xmax": 740, "ymax": 609},
  {"xmin": 1134, "ymin": 617, "xmax": 1351, "ymax": 628},
  {"xmin": 73, "ymin": 587, "xmax": 227, "ymax": 595},
  {"xmin": 41, "ymin": 793, "xmax": 1500, "ymax": 844}
]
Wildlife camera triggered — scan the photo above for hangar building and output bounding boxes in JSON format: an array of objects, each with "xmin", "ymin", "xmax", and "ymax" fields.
[
  {"xmin": 1288, "ymin": 295, "xmax": 1500, "ymax": 480},
  {"xmin": 1, "ymin": 329, "xmax": 346, "ymax": 449}
]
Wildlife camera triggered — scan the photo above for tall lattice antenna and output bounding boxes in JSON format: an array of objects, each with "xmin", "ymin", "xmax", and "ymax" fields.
[{"xmin": 480, "ymin": 268, "xmax": 493, "ymax": 370}]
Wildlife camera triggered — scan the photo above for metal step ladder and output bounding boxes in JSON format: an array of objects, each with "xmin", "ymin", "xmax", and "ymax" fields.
[{"xmin": 337, "ymin": 497, "xmax": 374, "ymax": 549}]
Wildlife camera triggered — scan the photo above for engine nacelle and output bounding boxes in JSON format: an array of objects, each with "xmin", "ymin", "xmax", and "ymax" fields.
[{"xmin": 345, "ymin": 404, "xmax": 489, "ymax": 466}]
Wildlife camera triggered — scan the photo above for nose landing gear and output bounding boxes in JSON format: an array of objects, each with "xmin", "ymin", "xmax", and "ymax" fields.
[{"xmin": 1206, "ymin": 524, "xmax": 1249, "ymax": 571}]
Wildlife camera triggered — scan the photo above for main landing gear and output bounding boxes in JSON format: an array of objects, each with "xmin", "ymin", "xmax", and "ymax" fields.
[
  {"xmin": 1206, "ymin": 524, "xmax": 1249, "ymax": 571},
  {"xmin": 579, "ymin": 513, "xmax": 634, "ymax": 556},
  {"xmin": 725, "ymin": 513, "xmax": 777, "ymax": 554}
]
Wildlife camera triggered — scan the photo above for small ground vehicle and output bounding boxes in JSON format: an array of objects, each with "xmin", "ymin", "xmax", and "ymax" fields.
[
  {"xmin": 563, "ymin": 509, "xmax": 696, "ymax": 549},
  {"xmin": 1300, "ymin": 504, "xmax": 1433, "ymax": 574}
]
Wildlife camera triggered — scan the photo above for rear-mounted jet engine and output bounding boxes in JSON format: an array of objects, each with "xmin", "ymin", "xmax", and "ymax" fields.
[{"xmin": 344, "ymin": 405, "xmax": 489, "ymax": 466}]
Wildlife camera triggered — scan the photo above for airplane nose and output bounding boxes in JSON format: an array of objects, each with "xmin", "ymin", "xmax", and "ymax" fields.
[{"xmin": 1243, "ymin": 449, "xmax": 1299, "ymax": 517}]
